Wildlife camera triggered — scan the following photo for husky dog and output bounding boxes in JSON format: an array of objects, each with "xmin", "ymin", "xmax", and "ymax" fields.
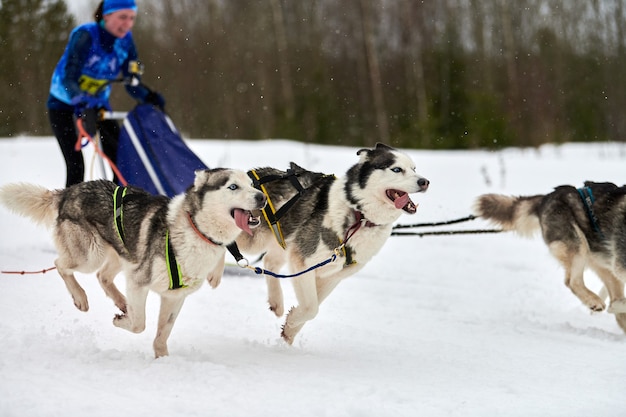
[
  {"xmin": 474, "ymin": 181, "xmax": 626, "ymax": 332},
  {"xmin": 236, "ymin": 143, "xmax": 429, "ymax": 344},
  {"xmin": 0, "ymin": 169, "xmax": 266, "ymax": 357}
]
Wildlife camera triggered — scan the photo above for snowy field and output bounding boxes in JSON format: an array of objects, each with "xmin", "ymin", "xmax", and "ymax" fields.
[{"xmin": 0, "ymin": 137, "xmax": 624, "ymax": 417}]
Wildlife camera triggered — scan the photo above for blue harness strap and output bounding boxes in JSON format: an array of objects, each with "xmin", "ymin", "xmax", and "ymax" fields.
[{"xmin": 576, "ymin": 186, "xmax": 604, "ymax": 238}]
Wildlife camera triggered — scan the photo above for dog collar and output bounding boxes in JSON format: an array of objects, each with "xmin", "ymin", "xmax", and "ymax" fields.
[
  {"xmin": 353, "ymin": 210, "xmax": 378, "ymax": 228},
  {"xmin": 337, "ymin": 211, "xmax": 377, "ymax": 267},
  {"xmin": 186, "ymin": 212, "xmax": 223, "ymax": 246}
]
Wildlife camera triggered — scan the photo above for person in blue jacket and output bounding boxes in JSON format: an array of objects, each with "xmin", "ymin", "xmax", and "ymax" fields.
[{"xmin": 47, "ymin": 0, "xmax": 164, "ymax": 187}]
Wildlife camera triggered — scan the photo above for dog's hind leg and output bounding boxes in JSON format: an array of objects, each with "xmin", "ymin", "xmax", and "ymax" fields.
[
  {"xmin": 53, "ymin": 223, "xmax": 108, "ymax": 312},
  {"xmin": 614, "ymin": 313, "xmax": 626, "ymax": 334},
  {"xmin": 54, "ymin": 258, "xmax": 89, "ymax": 312},
  {"xmin": 96, "ymin": 248, "xmax": 126, "ymax": 313},
  {"xmin": 152, "ymin": 295, "xmax": 186, "ymax": 358},
  {"xmin": 113, "ymin": 282, "xmax": 149, "ymax": 334},
  {"xmin": 549, "ymin": 241, "xmax": 605, "ymax": 311},
  {"xmin": 608, "ymin": 255, "xmax": 626, "ymax": 314},
  {"xmin": 590, "ymin": 263, "xmax": 626, "ymax": 314}
]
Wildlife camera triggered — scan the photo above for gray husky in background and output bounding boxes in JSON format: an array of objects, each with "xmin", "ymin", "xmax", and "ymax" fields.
[
  {"xmin": 474, "ymin": 181, "xmax": 626, "ymax": 332},
  {"xmin": 0, "ymin": 169, "xmax": 266, "ymax": 357},
  {"xmin": 237, "ymin": 143, "xmax": 429, "ymax": 344}
]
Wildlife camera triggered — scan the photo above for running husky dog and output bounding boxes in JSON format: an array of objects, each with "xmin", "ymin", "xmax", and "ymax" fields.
[
  {"xmin": 0, "ymin": 169, "xmax": 266, "ymax": 357},
  {"xmin": 236, "ymin": 143, "xmax": 429, "ymax": 344},
  {"xmin": 474, "ymin": 181, "xmax": 626, "ymax": 332}
]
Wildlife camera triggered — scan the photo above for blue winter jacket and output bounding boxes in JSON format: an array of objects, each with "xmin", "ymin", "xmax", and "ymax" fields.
[{"xmin": 47, "ymin": 22, "xmax": 149, "ymax": 111}]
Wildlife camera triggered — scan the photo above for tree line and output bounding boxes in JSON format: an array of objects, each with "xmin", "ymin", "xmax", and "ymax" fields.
[{"xmin": 2, "ymin": 0, "xmax": 626, "ymax": 149}]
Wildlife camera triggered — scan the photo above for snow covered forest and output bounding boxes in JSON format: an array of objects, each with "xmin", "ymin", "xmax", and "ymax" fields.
[{"xmin": 3, "ymin": 0, "xmax": 626, "ymax": 149}]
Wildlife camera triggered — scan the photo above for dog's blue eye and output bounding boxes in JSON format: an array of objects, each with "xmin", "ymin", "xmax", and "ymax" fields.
[
  {"xmin": 228, "ymin": 184, "xmax": 239, "ymax": 190},
  {"xmin": 391, "ymin": 167, "xmax": 403, "ymax": 173}
]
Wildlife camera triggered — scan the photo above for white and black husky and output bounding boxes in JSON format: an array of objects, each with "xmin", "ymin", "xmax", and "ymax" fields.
[
  {"xmin": 236, "ymin": 143, "xmax": 429, "ymax": 344},
  {"xmin": 0, "ymin": 169, "xmax": 266, "ymax": 357}
]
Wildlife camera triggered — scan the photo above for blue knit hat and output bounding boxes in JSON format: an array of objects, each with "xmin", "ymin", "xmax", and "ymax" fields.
[{"xmin": 103, "ymin": 0, "xmax": 137, "ymax": 15}]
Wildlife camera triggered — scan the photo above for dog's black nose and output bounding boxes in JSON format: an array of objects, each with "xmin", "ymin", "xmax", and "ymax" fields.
[
  {"xmin": 418, "ymin": 178, "xmax": 429, "ymax": 190},
  {"xmin": 256, "ymin": 192, "xmax": 267, "ymax": 208}
]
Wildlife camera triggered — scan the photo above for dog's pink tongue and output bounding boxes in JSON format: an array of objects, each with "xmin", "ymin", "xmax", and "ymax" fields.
[
  {"xmin": 394, "ymin": 193, "xmax": 410, "ymax": 210},
  {"xmin": 233, "ymin": 209, "xmax": 253, "ymax": 236}
]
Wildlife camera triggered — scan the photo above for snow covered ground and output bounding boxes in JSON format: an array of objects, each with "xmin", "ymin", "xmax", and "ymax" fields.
[{"xmin": 0, "ymin": 137, "xmax": 624, "ymax": 417}]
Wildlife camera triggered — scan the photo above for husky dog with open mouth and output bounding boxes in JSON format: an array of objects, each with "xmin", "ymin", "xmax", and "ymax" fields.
[
  {"xmin": 236, "ymin": 143, "xmax": 429, "ymax": 344},
  {"xmin": 0, "ymin": 169, "xmax": 266, "ymax": 357}
]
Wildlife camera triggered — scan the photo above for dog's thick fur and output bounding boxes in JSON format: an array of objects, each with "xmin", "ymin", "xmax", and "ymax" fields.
[
  {"xmin": 236, "ymin": 143, "xmax": 429, "ymax": 344},
  {"xmin": 474, "ymin": 181, "xmax": 626, "ymax": 332},
  {"xmin": 0, "ymin": 169, "xmax": 266, "ymax": 357}
]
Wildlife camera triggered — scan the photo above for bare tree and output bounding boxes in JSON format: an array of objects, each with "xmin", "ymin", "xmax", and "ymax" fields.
[{"xmin": 359, "ymin": 0, "xmax": 389, "ymax": 145}]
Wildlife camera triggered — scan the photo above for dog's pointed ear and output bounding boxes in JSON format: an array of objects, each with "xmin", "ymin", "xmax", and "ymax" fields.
[
  {"xmin": 374, "ymin": 142, "xmax": 393, "ymax": 151},
  {"xmin": 356, "ymin": 147, "xmax": 371, "ymax": 162},
  {"xmin": 193, "ymin": 169, "xmax": 210, "ymax": 188},
  {"xmin": 289, "ymin": 162, "xmax": 304, "ymax": 172},
  {"xmin": 357, "ymin": 143, "xmax": 394, "ymax": 160}
]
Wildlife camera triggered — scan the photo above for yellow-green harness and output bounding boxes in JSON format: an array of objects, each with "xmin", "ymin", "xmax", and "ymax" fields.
[{"xmin": 113, "ymin": 186, "xmax": 185, "ymax": 290}]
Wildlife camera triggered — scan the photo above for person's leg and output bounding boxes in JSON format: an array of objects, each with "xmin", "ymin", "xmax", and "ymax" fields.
[
  {"xmin": 98, "ymin": 119, "xmax": 120, "ymax": 184},
  {"xmin": 49, "ymin": 109, "xmax": 84, "ymax": 187}
]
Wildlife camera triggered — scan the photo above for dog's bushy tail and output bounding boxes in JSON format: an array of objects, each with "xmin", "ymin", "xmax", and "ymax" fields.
[
  {"xmin": 0, "ymin": 183, "xmax": 59, "ymax": 228},
  {"xmin": 473, "ymin": 193, "xmax": 543, "ymax": 237}
]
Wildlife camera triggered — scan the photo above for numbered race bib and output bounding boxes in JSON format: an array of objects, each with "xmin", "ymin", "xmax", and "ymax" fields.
[{"xmin": 78, "ymin": 75, "xmax": 108, "ymax": 95}]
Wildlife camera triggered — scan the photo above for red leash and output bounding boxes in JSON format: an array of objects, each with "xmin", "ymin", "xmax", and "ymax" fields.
[
  {"xmin": 1, "ymin": 267, "xmax": 57, "ymax": 275},
  {"xmin": 3, "ymin": 120, "xmax": 127, "ymax": 277},
  {"xmin": 75, "ymin": 117, "xmax": 128, "ymax": 186}
]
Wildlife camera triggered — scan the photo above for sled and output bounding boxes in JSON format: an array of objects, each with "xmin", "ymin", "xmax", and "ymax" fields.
[{"xmin": 115, "ymin": 104, "xmax": 208, "ymax": 197}]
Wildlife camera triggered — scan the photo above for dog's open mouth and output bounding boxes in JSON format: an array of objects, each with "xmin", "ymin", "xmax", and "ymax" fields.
[
  {"xmin": 232, "ymin": 209, "xmax": 261, "ymax": 236},
  {"xmin": 386, "ymin": 189, "xmax": 417, "ymax": 214}
]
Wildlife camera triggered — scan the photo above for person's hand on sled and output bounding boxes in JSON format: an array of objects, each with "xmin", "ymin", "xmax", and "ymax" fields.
[
  {"xmin": 143, "ymin": 91, "xmax": 166, "ymax": 111},
  {"xmin": 71, "ymin": 94, "xmax": 109, "ymax": 137}
]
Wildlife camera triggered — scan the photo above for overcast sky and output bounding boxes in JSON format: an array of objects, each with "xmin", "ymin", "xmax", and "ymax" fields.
[{"xmin": 64, "ymin": 0, "xmax": 101, "ymax": 23}]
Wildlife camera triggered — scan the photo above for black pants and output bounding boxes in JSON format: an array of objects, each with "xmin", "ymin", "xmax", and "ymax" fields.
[{"xmin": 48, "ymin": 108, "xmax": 120, "ymax": 187}]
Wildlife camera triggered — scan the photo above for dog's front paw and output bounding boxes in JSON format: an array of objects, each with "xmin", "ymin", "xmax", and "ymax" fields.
[
  {"xmin": 153, "ymin": 341, "xmax": 169, "ymax": 358},
  {"xmin": 269, "ymin": 301, "xmax": 284, "ymax": 317},
  {"xmin": 280, "ymin": 323, "xmax": 295, "ymax": 345},
  {"xmin": 113, "ymin": 313, "xmax": 128, "ymax": 328},
  {"xmin": 114, "ymin": 313, "xmax": 145, "ymax": 333},
  {"xmin": 206, "ymin": 273, "xmax": 221, "ymax": 289}
]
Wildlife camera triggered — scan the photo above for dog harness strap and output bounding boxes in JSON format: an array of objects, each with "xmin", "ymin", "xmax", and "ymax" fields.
[
  {"xmin": 113, "ymin": 186, "xmax": 128, "ymax": 246},
  {"xmin": 271, "ymin": 169, "xmax": 312, "ymax": 221},
  {"xmin": 336, "ymin": 211, "xmax": 370, "ymax": 267},
  {"xmin": 286, "ymin": 168, "xmax": 305, "ymax": 192},
  {"xmin": 165, "ymin": 230, "xmax": 185, "ymax": 290},
  {"xmin": 248, "ymin": 169, "xmax": 287, "ymax": 249},
  {"xmin": 577, "ymin": 186, "xmax": 604, "ymax": 238},
  {"xmin": 341, "ymin": 243, "xmax": 356, "ymax": 266},
  {"xmin": 226, "ymin": 242, "xmax": 245, "ymax": 263}
]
